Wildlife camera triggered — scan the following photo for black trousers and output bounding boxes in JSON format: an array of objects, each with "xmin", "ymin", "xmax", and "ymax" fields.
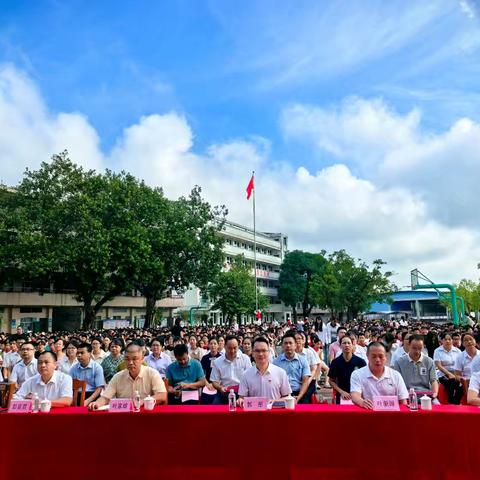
[{"xmin": 439, "ymin": 376, "xmax": 464, "ymax": 405}]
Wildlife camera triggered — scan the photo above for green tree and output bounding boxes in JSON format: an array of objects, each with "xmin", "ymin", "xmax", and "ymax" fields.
[
  {"xmin": 278, "ymin": 250, "xmax": 328, "ymax": 321},
  {"xmin": 207, "ymin": 256, "xmax": 268, "ymax": 324},
  {"xmin": 454, "ymin": 279, "xmax": 480, "ymax": 321},
  {"xmin": 138, "ymin": 186, "xmax": 226, "ymax": 328},
  {"xmin": 0, "ymin": 152, "xmax": 160, "ymax": 328}
]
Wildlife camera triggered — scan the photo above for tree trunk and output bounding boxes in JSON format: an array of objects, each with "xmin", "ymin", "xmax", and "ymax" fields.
[
  {"xmin": 144, "ymin": 292, "xmax": 159, "ymax": 329},
  {"xmin": 83, "ymin": 301, "xmax": 96, "ymax": 330}
]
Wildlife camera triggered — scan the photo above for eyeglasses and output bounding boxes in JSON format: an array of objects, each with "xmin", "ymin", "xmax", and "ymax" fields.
[{"xmin": 253, "ymin": 349, "xmax": 269, "ymax": 353}]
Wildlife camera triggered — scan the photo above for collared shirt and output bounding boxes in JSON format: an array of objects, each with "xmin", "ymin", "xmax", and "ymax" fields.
[
  {"xmin": 57, "ymin": 356, "xmax": 78, "ymax": 376},
  {"xmin": 3, "ymin": 351, "xmax": 21, "ymax": 370},
  {"xmin": 469, "ymin": 353, "xmax": 480, "ymax": 376},
  {"xmin": 101, "ymin": 354, "xmax": 124, "ymax": 383},
  {"xmin": 188, "ymin": 346, "xmax": 207, "ymax": 361},
  {"xmin": 336, "ymin": 347, "xmax": 368, "ymax": 363},
  {"xmin": 165, "ymin": 358, "xmax": 205, "ymax": 389},
  {"xmin": 390, "ymin": 346, "xmax": 408, "ymax": 366},
  {"xmin": 350, "ymin": 365, "xmax": 409, "ymax": 401},
  {"xmin": 298, "ymin": 347, "xmax": 320, "ymax": 370},
  {"xmin": 433, "ymin": 346, "xmax": 461, "ymax": 378},
  {"xmin": 102, "ymin": 365, "xmax": 166, "ymax": 400},
  {"xmin": 145, "ymin": 352, "xmax": 172, "ymax": 377},
  {"xmin": 14, "ymin": 371, "xmax": 73, "ymax": 401},
  {"xmin": 10, "ymin": 358, "xmax": 38, "ymax": 387},
  {"xmin": 328, "ymin": 342, "xmax": 341, "ymax": 360},
  {"xmin": 469, "ymin": 371, "xmax": 480, "ymax": 395},
  {"xmin": 394, "ymin": 353, "xmax": 437, "ymax": 392},
  {"xmin": 239, "ymin": 363, "xmax": 292, "ymax": 400},
  {"xmin": 328, "ymin": 354, "xmax": 366, "ymax": 403},
  {"xmin": 91, "ymin": 350, "xmax": 107, "ymax": 365},
  {"xmin": 273, "ymin": 353, "xmax": 311, "ymax": 391},
  {"xmin": 454, "ymin": 349, "xmax": 479, "ymax": 379},
  {"xmin": 210, "ymin": 352, "xmax": 252, "ymax": 388},
  {"xmin": 70, "ymin": 359, "xmax": 105, "ymax": 392}
]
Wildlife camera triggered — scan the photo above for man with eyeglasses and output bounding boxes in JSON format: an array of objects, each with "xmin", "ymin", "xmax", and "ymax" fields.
[
  {"xmin": 238, "ymin": 337, "xmax": 291, "ymax": 407},
  {"xmin": 10, "ymin": 341, "xmax": 37, "ymax": 388}
]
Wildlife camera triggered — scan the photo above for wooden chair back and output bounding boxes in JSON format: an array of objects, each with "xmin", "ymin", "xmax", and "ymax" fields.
[
  {"xmin": 72, "ymin": 379, "xmax": 87, "ymax": 406},
  {"xmin": 0, "ymin": 382, "xmax": 16, "ymax": 409}
]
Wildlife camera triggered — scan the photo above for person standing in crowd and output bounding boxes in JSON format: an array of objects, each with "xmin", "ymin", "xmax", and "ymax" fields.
[
  {"xmin": 238, "ymin": 337, "xmax": 291, "ymax": 405},
  {"xmin": 434, "ymin": 332, "xmax": 463, "ymax": 404},
  {"xmin": 329, "ymin": 335, "xmax": 366, "ymax": 404},
  {"xmin": 145, "ymin": 337, "xmax": 171, "ymax": 377},
  {"xmin": 295, "ymin": 331, "xmax": 321, "ymax": 398},
  {"xmin": 273, "ymin": 332, "xmax": 311, "ymax": 404},
  {"xmin": 393, "ymin": 334, "xmax": 438, "ymax": 403},
  {"xmin": 350, "ymin": 342, "xmax": 408, "ymax": 409}
]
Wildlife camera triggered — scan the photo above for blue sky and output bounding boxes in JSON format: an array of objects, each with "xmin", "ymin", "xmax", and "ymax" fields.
[
  {"xmin": 2, "ymin": 0, "xmax": 480, "ymax": 166},
  {"xmin": 2, "ymin": 0, "xmax": 480, "ymax": 284}
]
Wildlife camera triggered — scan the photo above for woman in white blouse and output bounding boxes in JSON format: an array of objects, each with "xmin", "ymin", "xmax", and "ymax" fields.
[
  {"xmin": 434, "ymin": 332, "xmax": 462, "ymax": 404},
  {"xmin": 454, "ymin": 333, "xmax": 479, "ymax": 383},
  {"xmin": 58, "ymin": 340, "xmax": 78, "ymax": 375}
]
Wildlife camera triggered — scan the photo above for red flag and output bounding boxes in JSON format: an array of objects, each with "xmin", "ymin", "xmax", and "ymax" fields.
[{"xmin": 246, "ymin": 174, "xmax": 254, "ymax": 200}]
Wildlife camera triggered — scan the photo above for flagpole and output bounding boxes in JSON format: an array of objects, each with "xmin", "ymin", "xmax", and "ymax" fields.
[{"xmin": 252, "ymin": 171, "xmax": 258, "ymax": 314}]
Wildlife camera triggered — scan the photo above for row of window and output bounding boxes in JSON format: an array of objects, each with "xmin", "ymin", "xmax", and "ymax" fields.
[{"xmin": 225, "ymin": 238, "xmax": 280, "ymax": 257}]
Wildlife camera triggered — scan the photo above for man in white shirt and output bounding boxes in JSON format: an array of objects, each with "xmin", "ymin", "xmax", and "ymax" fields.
[
  {"xmin": 390, "ymin": 332, "xmax": 411, "ymax": 366},
  {"xmin": 2, "ymin": 340, "xmax": 21, "ymax": 380},
  {"xmin": 238, "ymin": 337, "xmax": 291, "ymax": 405},
  {"xmin": 211, "ymin": 335, "xmax": 251, "ymax": 404},
  {"xmin": 467, "ymin": 371, "xmax": 480, "ymax": 405},
  {"xmin": 145, "ymin": 337, "xmax": 172, "ymax": 377},
  {"xmin": 14, "ymin": 351, "xmax": 72, "ymax": 407},
  {"xmin": 10, "ymin": 341, "xmax": 37, "ymax": 388},
  {"xmin": 350, "ymin": 342, "xmax": 409, "ymax": 409},
  {"xmin": 295, "ymin": 331, "xmax": 321, "ymax": 396}
]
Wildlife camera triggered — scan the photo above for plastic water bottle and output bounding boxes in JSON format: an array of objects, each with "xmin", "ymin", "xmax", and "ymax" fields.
[
  {"xmin": 133, "ymin": 390, "xmax": 141, "ymax": 412},
  {"xmin": 32, "ymin": 393, "xmax": 40, "ymax": 413},
  {"xmin": 228, "ymin": 389, "xmax": 236, "ymax": 412},
  {"xmin": 409, "ymin": 388, "xmax": 418, "ymax": 411}
]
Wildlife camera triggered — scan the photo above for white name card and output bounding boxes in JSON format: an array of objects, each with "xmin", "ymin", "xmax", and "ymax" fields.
[
  {"xmin": 8, "ymin": 400, "xmax": 33, "ymax": 413},
  {"xmin": 340, "ymin": 398, "xmax": 354, "ymax": 405},
  {"xmin": 109, "ymin": 399, "xmax": 132, "ymax": 412},
  {"xmin": 373, "ymin": 395, "xmax": 400, "ymax": 411},
  {"xmin": 181, "ymin": 390, "xmax": 200, "ymax": 403},
  {"xmin": 243, "ymin": 397, "xmax": 268, "ymax": 411}
]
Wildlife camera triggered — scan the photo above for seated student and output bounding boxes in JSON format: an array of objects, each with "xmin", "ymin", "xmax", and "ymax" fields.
[
  {"xmin": 393, "ymin": 334, "xmax": 439, "ymax": 403},
  {"xmin": 329, "ymin": 335, "xmax": 366, "ymax": 404},
  {"xmin": 350, "ymin": 342, "xmax": 408, "ymax": 409},
  {"xmin": 165, "ymin": 343, "xmax": 206, "ymax": 405},
  {"xmin": 10, "ymin": 341, "xmax": 37, "ymax": 389},
  {"xmin": 88, "ymin": 343, "xmax": 167, "ymax": 410},
  {"xmin": 14, "ymin": 351, "xmax": 72, "ymax": 407}
]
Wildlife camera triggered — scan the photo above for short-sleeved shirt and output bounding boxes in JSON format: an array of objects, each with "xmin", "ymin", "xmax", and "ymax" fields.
[
  {"xmin": 328, "ymin": 354, "xmax": 366, "ymax": 403},
  {"xmin": 70, "ymin": 359, "xmax": 105, "ymax": 392},
  {"xmin": 14, "ymin": 371, "xmax": 73, "ymax": 401},
  {"xmin": 350, "ymin": 365, "xmax": 409, "ymax": 401},
  {"xmin": 165, "ymin": 358, "xmax": 205, "ymax": 390},
  {"xmin": 393, "ymin": 354, "xmax": 437, "ymax": 392},
  {"xmin": 239, "ymin": 363, "xmax": 292, "ymax": 400},
  {"xmin": 145, "ymin": 352, "xmax": 172, "ymax": 377},
  {"xmin": 3, "ymin": 351, "xmax": 21, "ymax": 370},
  {"xmin": 454, "ymin": 349, "xmax": 479, "ymax": 379},
  {"xmin": 10, "ymin": 359, "xmax": 38, "ymax": 387},
  {"xmin": 200, "ymin": 352, "xmax": 222, "ymax": 382},
  {"xmin": 102, "ymin": 365, "xmax": 166, "ymax": 400},
  {"xmin": 433, "ymin": 346, "xmax": 461, "ymax": 378},
  {"xmin": 469, "ymin": 353, "xmax": 480, "ymax": 376},
  {"xmin": 210, "ymin": 353, "xmax": 252, "ymax": 388},
  {"xmin": 273, "ymin": 353, "xmax": 311, "ymax": 391},
  {"xmin": 468, "ymin": 371, "xmax": 480, "ymax": 395}
]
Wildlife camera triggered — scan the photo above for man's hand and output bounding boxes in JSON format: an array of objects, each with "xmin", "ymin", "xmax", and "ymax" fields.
[
  {"xmin": 88, "ymin": 401, "xmax": 98, "ymax": 411},
  {"xmin": 177, "ymin": 382, "xmax": 190, "ymax": 390},
  {"xmin": 237, "ymin": 397, "xmax": 244, "ymax": 408},
  {"xmin": 360, "ymin": 398, "xmax": 373, "ymax": 410}
]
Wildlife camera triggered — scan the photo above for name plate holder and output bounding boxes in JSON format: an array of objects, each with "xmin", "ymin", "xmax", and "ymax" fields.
[
  {"xmin": 8, "ymin": 400, "xmax": 33, "ymax": 414},
  {"xmin": 243, "ymin": 397, "xmax": 268, "ymax": 411},
  {"xmin": 373, "ymin": 395, "xmax": 400, "ymax": 411},
  {"xmin": 109, "ymin": 399, "xmax": 132, "ymax": 412},
  {"xmin": 340, "ymin": 398, "xmax": 354, "ymax": 406}
]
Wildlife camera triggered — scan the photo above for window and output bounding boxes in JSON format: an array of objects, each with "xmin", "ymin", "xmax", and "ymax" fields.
[{"xmin": 19, "ymin": 307, "xmax": 43, "ymax": 313}]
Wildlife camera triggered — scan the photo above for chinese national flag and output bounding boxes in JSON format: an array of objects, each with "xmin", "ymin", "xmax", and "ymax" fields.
[{"xmin": 246, "ymin": 174, "xmax": 254, "ymax": 200}]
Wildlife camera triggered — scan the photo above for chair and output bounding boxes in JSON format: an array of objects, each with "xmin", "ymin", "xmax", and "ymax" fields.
[
  {"xmin": 72, "ymin": 379, "xmax": 87, "ymax": 407},
  {"xmin": 0, "ymin": 382, "xmax": 16, "ymax": 409}
]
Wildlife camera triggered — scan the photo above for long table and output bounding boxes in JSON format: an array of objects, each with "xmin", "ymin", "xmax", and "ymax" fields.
[{"xmin": 1, "ymin": 404, "xmax": 479, "ymax": 480}]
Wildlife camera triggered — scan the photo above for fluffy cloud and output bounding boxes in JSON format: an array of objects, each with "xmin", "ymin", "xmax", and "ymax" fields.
[{"xmin": 1, "ymin": 64, "xmax": 479, "ymax": 286}]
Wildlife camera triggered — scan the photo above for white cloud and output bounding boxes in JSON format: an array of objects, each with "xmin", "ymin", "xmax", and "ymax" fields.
[
  {"xmin": 0, "ymin": 64, "xmax": 102, "ymax": 185},
  {"xmin": 2, "ymin": 64, "xmax": 480, "ymax": 286}
]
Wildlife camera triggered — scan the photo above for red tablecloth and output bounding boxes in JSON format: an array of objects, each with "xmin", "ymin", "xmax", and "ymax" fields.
[{"xmin": 1, "ymin": 404, "xmax": 478, "ymax": 480}]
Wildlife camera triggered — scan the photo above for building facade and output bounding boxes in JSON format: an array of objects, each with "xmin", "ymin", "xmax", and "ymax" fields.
[{"xmin": 183, "ymin": 219, "xmax": 291, "ymax": 323}]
